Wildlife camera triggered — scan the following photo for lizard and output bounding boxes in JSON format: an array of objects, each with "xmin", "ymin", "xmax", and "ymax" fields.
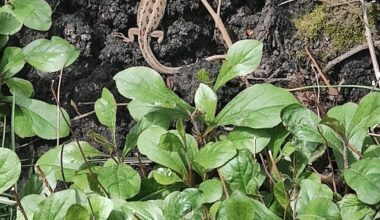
[{"xmin": 114, "ymin": 0, "xmax": 181, "ymax": 74}]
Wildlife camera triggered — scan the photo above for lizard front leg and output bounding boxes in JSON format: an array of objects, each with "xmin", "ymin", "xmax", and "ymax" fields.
[{"xmin": 113, "ymin": 27, "xmax": 139, "ymax": 42}]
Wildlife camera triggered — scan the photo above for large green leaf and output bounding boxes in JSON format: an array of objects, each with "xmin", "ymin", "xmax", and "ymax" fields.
[
  {"xmin": 194, "ymin": 140, "xmax": 237, "ymax": 170},
  {"xmin": 0, "ymin": 148, "xmax": 21, "ymax": 194},
  {"xmin": 296, "ymin": 179, "xmax": 333, "ymax": 214},
  {"xmin": 16, "ymin": 194, "xmax": 45, "ymax": 220},
  {"xmin": 137, "ymin": 127, "xmax": 187, "ymax": 177},
  {"xmin": 65, "ymin": 205, "xmax": 90, "ymax": 220},
  {"xmin": 344, "ymin": 158, "xmax": 380, "ymax": 204},
  {"xmin": 114, "ymin": 67, "xmax": 193, "ymax": 114},
  {"xmin": 227, "ymin": 127, "xmax": 271, "ymax": 154},
  {"xmin": 123, "ymin": 201, "xmax": 164, "ymax": 220},
  {"xmin": 216, "ymin": 191, "xmax": 281, "ymax": 220},
  {"xmin": 162, "ymin": 189, "xmax": 204, "ymax": 219},
  {"xmin": 214, "ymin": 40, "xmax": 263, "ymax": 91},
  {"xmin": 13, "ymin": 95, "xmax": 70, "ymax": 139},
  {"xmin": 98, "ymin": 163, "xmax": 141, "ymax": 199},
  {"xmin": 215, "ymin": 84, "xmax": 298, "ymax": 129},
  {"xmin": 95, "ymin": 88, "xmax": 116, "ymax": 129},
  {"xmin": 199, "ymin": 179, "xmax": 223, "ymax": 204},
  {"xmin": 0, "ymin": 5, "xmax": 22, "ymax": 35},
  {"xmin": 11, "ymin": 0, "xmax": 52, "ymax": 31},
  {"xmin": 87, "ymin": 194, "xmax": 114, "ymax": 220},
  {"xmin": 33, "ymin": 189, "xmax": 86, "ymax": 220},
  {"xmin": 338, "ymin": 194, "xmax": 375, "ymax": 220},
  {"xmin": 5, "ymin": 77, "xmax": 34, "ymax": 97},
  {"xmin": 0, "ymin": 47, "xmax": 25, "ymax": 78},
  {"xmin": 297, "ymin": 198, "xmax": 341, "ymax": 220},
  {"xmin": 36, "ymin": 141, "xmax": 103, "ymax": 182},
  {"xmin": 23, "ymin": 36, "xmax": 79, "ymax": 73},
  {"xmin": 194, "ymin": 83, "xmax": 217, "ymax": 123},
  {"xmin": 281, "ymin": 104, "xmax": 324, "ymax": 143},
  {"xmin": 219, "ymin": 150, "xmax": 265, "ymax": 195}
]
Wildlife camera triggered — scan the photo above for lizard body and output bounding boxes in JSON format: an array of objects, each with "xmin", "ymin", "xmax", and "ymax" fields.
[{"xmin": 116, "ymin": 0, "xmax": 181, "ymax": 74}]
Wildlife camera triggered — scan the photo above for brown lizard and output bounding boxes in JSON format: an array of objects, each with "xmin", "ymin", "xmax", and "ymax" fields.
[{"xmin": 114, "ymin": 0, "xmax": 181, "ymax": 74}]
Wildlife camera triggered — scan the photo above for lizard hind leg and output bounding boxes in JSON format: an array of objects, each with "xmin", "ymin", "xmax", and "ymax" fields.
[
  {"xmin": 150, "ymin": 30, "xmax": 165, "ymax": 43},
  {"xmin": 113, "ymin": 27, "xmax": 139, "ymax": 43}
]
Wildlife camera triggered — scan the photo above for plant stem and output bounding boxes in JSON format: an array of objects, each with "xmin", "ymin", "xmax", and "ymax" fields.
[
  {"xmin": 2, "ymin": 116, "xmax": 6, "ymax": 148},
  {"xmin": 11, "ymin": 188, "xmax": 27, "ymax": 220}
]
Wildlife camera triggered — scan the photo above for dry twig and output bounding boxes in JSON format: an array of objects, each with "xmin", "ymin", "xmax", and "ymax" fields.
[{"xmin": 200, "ymin": 0, "xmax": 232, "ymax": 47}]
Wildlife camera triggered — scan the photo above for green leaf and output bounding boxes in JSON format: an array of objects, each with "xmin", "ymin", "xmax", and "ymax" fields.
[
  {"xmin": 348, "ymin": 93, "xmax": 380, "ymax": 140},
  {"xmin": 194, "ymin": 83, "xmax": 217, "ymax": 122},
  {"xmin": 137, "ymin": 127, "xmax": 187, "ymax": 177},
  {"xmin": 0, "ymin": 5, "xmax": 22, "ymax": 35},
  {"xmin": 344, "ymin": 158, "xmax": 380, "ymax": 204},
  {"xmin": 114, "ymin": 66, "xmax": 193, "ymax": 114},
  {"xmin": 363, "ymin": 145, "xmax": 380, "ymax": 158},
  {"xmin": 123, "ymin": 201, "xmax": 164, "ymax": 220},
  {"xmin": 65, "ymin": 205, "xmax": 90, "ymax": 220},
  {"xmin": 87, "ymin": 194, "xmax": 114, "ymax": 220},
  {"xmin": 199, "ymin": 179, "xmax": 223, "ymax": 203},
  {"xmin": 338, "ymin": 194, "xmax": 375, "ymax": 220},
  {"xmin": 5, "ymin": 77, "xmax": 34, "ymax": 97},
  {"xmin": 123, "ymin": 112, "xmax": 170, "ymax": 156},
  {"xmin": 95, "ymin": 88, "xmax": 117, "ymax": 129},
  {"xmin": 11, "ymin": 0, "xmax": 52, "ymax": 31},
  {"xmin": 217, "ymin": 191, "xmax": 281, "ymax": 220},
  {"xmin": 98, "ymin": 163, "xmax": 141, "ymax": 199},
  {"xmin": 227, "ymin": 127, "xmax": 271, "ymax": 154},
  {"xmin": 214, "ymin": 39, "xmax": 263, "ymax": 91},
  {"xmin": 19, "ymin": 174, "xmax": 43, "ymax": 198},
  {"xmin": 0, "ymin": 47, "xmax": 25, "ymax": 78},
  {"xmin": 194, "ymin": 140, "xmax": 237, "ymax": 170},
  {"xmin": 0, "ymin": 35, "xmax": 8, "ymax": 48},
  {"xmin": 215, "ymin": 84, "xmax": 298, "ymax": 129},
  {"xmin": 320, "ymin": 117, "xmax": 346, "ymax": 140},
  {"xmin": 23, "ymin": 36, "xmax": 79, "ymax": 73},
  {"xmin": 162, "ymin": 189, "xmax": 204, "ymax": 219},
  {"xmin": 274, "ymin": 180, "xmax": 290, "ymax": 209},
  {"xmin": 327, "ymin": 103, "xmax": 357, "ymax": 135},
  {"xmin": 0, "ymin": 148, "xmax": 21, "ymax": 194},
  {"xmin": 219, "ymin": 150, "xmax": 265, "ymax": 195},
  {"xmin": 13, "ymin": 95, "xmax": 70, "ymax": 139},
  {"xmin": 296, "ymin": 179, "xmax": 333, "ymax": 214},
  {"xmin": 150, "ymin": 168, "xmax": 182, "ymax": 185},
  {"xmin": 297, "ymin": 198, "xmax": 341, "ymax": 220},
  {"xmin": 16, "ymin": 194, "xmax": 45, "ymax": 220},
  {"xmin": 281, "ymin": 104, "xmax": 324, "ymax": 143},
  {"xmin": 36, "ymin": 141, "xmax": 103, "ymax": 182},
  {"xmin": 33, "ymin": 189, "xmax": 86, "ymax": 220}
]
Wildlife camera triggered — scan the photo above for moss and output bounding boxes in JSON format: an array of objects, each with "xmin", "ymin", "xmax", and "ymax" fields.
[
  {"xmin": 294, "ymin": 3, "xmax": 380, "ymax": 57},
  {"xmin": 294, "ymin": 5, "xmax": 327, "ymax": 41}
]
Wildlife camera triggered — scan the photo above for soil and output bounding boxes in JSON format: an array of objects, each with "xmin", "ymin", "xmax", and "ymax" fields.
[{"xmin": 8, "ymin": 0, "xmax": 378, "ymax": 155}]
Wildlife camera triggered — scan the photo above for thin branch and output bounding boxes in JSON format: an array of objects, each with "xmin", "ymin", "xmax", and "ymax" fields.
[
  {"xmin": 217, "ymin": 169, "xmax": 229, "ymax": 199},
  {"xmin": 35, "ymin": 164, "xmax": 54, "ymax": 194},
  {"xmin": 287, "ymin": 84, "xmax": 380, "ymax": 92},
  {"xmin": 60, "ymin": 143, "xmax": 68, "ymax": 189},
  {"xmin": 305, "ymin": 47, "xmax": 338, "ymax": 96},
  {"xmin": 323, "ymin": 41, "xmax": 380, "ymax": 73},
  {"xmin": 259, "ymin": 154, "xmax": 275, "ymax": 185},
  {"xmin": 200, "ymin": 0, "xmax": 232, "ymax": 47},
  {"xmin": 11, "ymin": 188, "xmax": 27, "ymax": 220},
  {"xmin": 360, "ymin": 0, "xmax": 380, "ymax": 81}
]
